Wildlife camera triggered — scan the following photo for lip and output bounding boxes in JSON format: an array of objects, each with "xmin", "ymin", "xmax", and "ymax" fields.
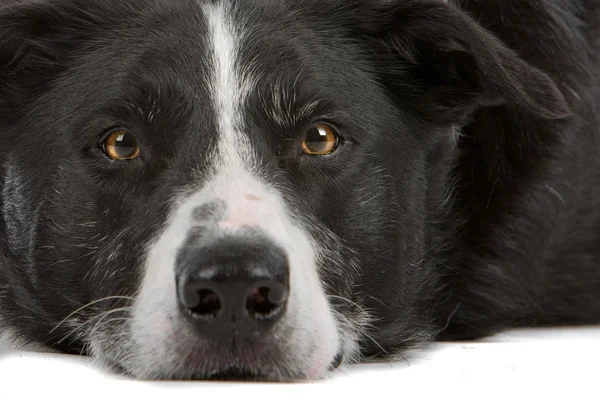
[
  {"xmin": 328, "ymin": 351, "xmax": 343, "ymax": 371},
  {"xmin": 205, "ymin": 367, "xmax": 268, "ymax": 382}
]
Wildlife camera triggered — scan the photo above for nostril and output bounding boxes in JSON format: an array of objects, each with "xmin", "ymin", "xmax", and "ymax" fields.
[
  {"xmin": 187, "ymin": 289, "xmax": 221, "ymax": 318},
  {"xmin": 246, "ymin": 286, "xmax": 286, "ymax": 318}
]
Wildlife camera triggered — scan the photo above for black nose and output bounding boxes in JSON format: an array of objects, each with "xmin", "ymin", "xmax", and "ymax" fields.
[{"xmin": 176, "ymin": 236, "xmax": 289, "ymax": 339}]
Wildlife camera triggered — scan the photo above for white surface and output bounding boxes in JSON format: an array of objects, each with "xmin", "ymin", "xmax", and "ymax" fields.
[{"xmin": 1, "ymin": 326, "xmax": 599, "ymax": 400}]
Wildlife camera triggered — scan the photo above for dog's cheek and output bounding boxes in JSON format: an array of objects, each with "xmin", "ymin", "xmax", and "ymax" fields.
[
  {"xmin": 337, "ymin": 161, "xmax": 434, "ymax": 354},
  {"xmin": 36, "ymin": 171, "xmax": 144, "ymax": 299},
  {"xmin": 31, "ymin": 189, "xmax": 97, "ymax": 298}
]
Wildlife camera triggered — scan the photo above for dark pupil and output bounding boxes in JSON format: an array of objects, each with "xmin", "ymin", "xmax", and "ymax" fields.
[
  {"xmin": 112, "ymin": 133, "xmax": 137, "ymax": 157},
  {"xmin": 305, "ymin": 127, "xmax": 330, "ymax": 152}
]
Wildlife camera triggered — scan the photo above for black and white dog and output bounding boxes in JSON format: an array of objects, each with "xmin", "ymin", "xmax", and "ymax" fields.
[{"xmin": 1, "ymin": 0, "xmax": 599, "ymax": 381}]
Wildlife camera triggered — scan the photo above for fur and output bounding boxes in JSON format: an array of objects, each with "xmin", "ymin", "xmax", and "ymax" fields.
[{"xmin": 0, "ymin": 0, "xmax": 599, "ymax": 381}]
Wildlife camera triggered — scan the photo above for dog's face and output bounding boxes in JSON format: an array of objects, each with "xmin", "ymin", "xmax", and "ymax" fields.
[{"xmin": 0, "ymin": 0, "xmax": 567, "ymax": 380}]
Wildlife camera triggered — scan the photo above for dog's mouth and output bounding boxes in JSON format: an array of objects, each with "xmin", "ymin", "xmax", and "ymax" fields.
[
  {"xmin": 206, "ymin": 351, "xmax": 343, "ymax": 382},
  {"xmin": 206, "ymin": 367, "xmax": 270, "ymax": 382},
  {"xmin": 205, "ymin": 352, "xmax": 343, "ymax": 382},
  {"xmin": 103, "ymin": 348, "xmax": 344, "ymax": 382},
  {"xmin": 109, "ymin": 350, "xmax": 344, "ymax": 382}
]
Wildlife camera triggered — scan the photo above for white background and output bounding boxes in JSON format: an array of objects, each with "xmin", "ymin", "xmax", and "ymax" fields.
[{"xmin": 1, "ymin": 326, "xmax": 599, "ymax": 400}]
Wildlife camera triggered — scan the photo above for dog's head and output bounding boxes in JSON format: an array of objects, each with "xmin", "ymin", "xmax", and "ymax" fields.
[{"xmin": 0, "ymin": 0, "xmax": 568, "ymax": 380}]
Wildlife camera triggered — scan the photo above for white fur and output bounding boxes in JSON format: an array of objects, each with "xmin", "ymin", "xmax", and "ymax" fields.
[
  {"xmin": 0, "ymin": 323, "xmax": 22, "ymax": 350},
  {"xmin": 203, "ymin": 1, "xmax": 255, "ymax": 173},
  {"xmin": 0, "ymin": 319, "xmax": 54, "ymax": 352},
  {"xmin": 123, "ymin": 1, "xmax": 341, "ymax": 379}
]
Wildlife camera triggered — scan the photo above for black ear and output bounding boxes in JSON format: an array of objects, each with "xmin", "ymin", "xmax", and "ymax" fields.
[
  {"xmin": 358, "ymin": 0, "xmax": 571, "ymax": 125},
  {"xmin": 0, "ymin": 1, "xmax": 106, "ymax": 126}
]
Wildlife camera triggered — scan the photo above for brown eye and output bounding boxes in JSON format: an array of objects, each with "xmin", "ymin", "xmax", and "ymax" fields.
[
  {"xmin": 103, "ymin": 130, "xmax": 140, "ymax": 160},
  {"xmin": 301, "ymin": 124, "xmax": 339, "ymax": 155}
]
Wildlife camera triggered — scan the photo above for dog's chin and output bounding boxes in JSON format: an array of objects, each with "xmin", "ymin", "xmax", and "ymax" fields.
[
  {"xmin": 205, "ymin": 367, "xmax": 269, "ymax": 382},
  {"xmin": 92, "ymin": 339, "xmax": 345, "ymax": 382},
  {"xmin": 100, "ymin": 360, "xmax": 340, "ymax": 383},
  {"xmin": 203, "ymin": 357, "xmax": 341, "ymax": 382}
]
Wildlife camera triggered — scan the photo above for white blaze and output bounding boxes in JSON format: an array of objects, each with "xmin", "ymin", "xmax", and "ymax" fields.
[{"xmin": 203, "ymin": 2, "xmax": 254, "ymax": 173}]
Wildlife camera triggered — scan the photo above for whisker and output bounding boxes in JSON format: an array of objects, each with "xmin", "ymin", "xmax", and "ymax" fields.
[
  {"xmin": 326, "ymin": 294, "xmax": 369, "ymax": 313},
  {"xmin": 87, "ymin": 308, "xmax": 131, "ymax": 342},
  {"xmin": 53, "ymin": 306, "xmax": 132, "ymax": 348},
  {"xmin": 49, "ymin": 296, "xmax": 135, "ymax": 334}
]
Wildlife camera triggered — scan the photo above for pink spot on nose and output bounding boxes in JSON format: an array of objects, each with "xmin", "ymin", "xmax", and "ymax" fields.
[
  {"xmin": 219, "ymin": 220, "xmax": 235, "ymax": 229},
  {"xmin": 244, "ymin": 193, "xmax": 261, "ymax": 201},
  {"xmin": 308, "ymin": 360, "xmax": 324, "ymax": 379}
]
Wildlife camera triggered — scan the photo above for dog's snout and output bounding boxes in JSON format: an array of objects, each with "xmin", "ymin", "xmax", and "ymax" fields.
[{"xmin": 176, "ymin": 237, "xmax": 290, "ymax": 338}]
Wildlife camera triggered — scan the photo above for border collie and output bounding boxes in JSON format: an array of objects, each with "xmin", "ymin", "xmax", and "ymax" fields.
[{"xmin": 1, "ymin": 0, "xmax": 599, "ymax": 381}]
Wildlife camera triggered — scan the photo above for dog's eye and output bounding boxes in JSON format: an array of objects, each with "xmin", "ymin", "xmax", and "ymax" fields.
[
  {"xmin": 103, "ymin": 130, "xmax": 140, "ymax": 160},
  {"xmin": 302, "ymin": 124, "xmax": 339, "ymax": 155}
]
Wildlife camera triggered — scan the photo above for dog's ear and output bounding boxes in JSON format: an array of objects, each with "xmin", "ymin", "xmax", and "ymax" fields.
[
  {"xmin": 0, "ymin": 1, "xmax": 106, "ymax": 125},
  {"xmin": 356, "ymin": 0, "xmax": 571, "ymax": 125}
]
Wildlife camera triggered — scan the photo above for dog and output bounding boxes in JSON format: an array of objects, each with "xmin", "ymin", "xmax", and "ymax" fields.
[{"xmin": 1, "ymin": 0, "xmax": 599, "ymax": 381}]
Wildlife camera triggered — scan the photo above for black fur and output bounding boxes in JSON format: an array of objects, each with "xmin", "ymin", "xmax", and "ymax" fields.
[{"xmin": 0, "ymin": 0, "xmax": 599, "ymax": 380}]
